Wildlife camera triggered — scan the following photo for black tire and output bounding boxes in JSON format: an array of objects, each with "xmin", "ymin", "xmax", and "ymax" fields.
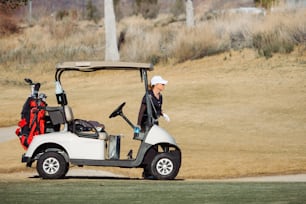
[
  {"xmin": 63, "ymin": 162, "xmax": 70, "ymax": 178},
  {"xmin": 150, "ymin": 152, "xmax": 180, "ymax": 180},
  {"xmin": 142, "ymin": 165, "xmax": 153, "ymax": 179},
  {"xmin": 36, "ymin": 152, "xmax": 68, "ymax": 179}
]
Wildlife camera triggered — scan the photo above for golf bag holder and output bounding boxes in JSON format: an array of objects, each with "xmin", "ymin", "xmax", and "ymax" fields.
[{"xmin": 16, "ymin": 97, "xmax": 47, "ymax": 150}]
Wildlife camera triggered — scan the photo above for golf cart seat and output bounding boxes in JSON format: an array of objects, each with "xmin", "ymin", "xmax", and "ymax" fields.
[
  {"xmin": 45, "ymin": 106, "xmax": 68, "ymax": 133},
  {"xmin": 64, "ymin": 105, "xmax": 74, "ymax": 122},
  {"xmin": 65, "ymin": 106, "xmax": 107, "ymax": 140},
  {"xmin": 73, "ymin": 119, "xmax": 106, "ymax": 140},
  {"xmin": 46, "ymin": 105, "xmax": 75, "ymax": 131},
  {"xmin": 46, "ymin": 105, "xmax": 74, "ymax": 125}
]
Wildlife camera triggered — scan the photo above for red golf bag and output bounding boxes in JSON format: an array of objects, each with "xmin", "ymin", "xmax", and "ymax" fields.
[{"xmin": 15, "ymin": 80, "xmax": 47, "ymax": 150}]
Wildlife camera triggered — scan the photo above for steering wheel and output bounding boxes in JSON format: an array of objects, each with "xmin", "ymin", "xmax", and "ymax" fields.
[{"xmin": 109, "ymin": 102, "xmax": 126, "ymax": 118}]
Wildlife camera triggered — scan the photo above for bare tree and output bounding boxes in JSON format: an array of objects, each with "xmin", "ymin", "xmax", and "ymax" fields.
[
  {"xmin": 254, "ymin": 0, "xmax": 278, "ymax": 9},
  {"xmin": 0, "ymin": 0, "xmax": 27, "ymax": 35},
  {"xmin": 28, "ymin": 0, "xmax": 32, "ymax": 25},
  {"xmin": 104, "ymin": 0, "xmax": 120, "ymax": 61},
  {"xmin": 0, "ymin": 0, "xmax": 28, "ymax": 9},
  {"xmin": 135, "ymin": 0, "xmax": 159, "ymax": 19},
  {"xmin": 185, "ymin": 0, "xmax": 195, "ymax": 28}
]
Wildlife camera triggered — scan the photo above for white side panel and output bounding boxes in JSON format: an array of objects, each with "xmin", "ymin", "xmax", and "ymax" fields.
[
  {"xmin": 26, "ymin": 131, "xmax": 105, "ymax": 160},
  {"xmin": 145, "ymin": 125, "xmax": 177, "ymax": 146},
  {"xmin": 68, "ymin": 137, "xmax": 105, "ymax": 160}
]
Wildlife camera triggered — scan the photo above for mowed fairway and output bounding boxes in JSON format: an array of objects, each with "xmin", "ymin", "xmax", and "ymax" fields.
[
  {"xmin": 1, "ymin": 179, "xmax": 306, "ymax": 204},
  {"xmin": 0, "ymin": 49, "xmax": 306, "ymax": 179}
]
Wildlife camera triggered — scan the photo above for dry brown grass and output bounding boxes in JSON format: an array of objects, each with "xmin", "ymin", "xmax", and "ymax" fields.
[
  {"xmin": 165, "ymin": 48, "xmax": 306, "ymax": 179},
  {"xmin": 1, "ymin": 48, "xmax": 306, "ymax": 179},
  {"xmin": 119, "ymin": 9, "xmax": 306, "ymax": 62},
  {"xmin": 2, "ymin": 8, "xmax": 306, "ymax": 67}
]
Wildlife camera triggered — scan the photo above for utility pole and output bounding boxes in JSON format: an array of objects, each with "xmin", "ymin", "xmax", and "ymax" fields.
[
  {"xmin": 185, "ymin": 0, "xmax": 195, "ymax": 28},
  {"xmin": 82, "ymin": 0, "xmax": 85, "ymax": 20},
  {"xmin": 28, "ymin": 0, "xmax": 32, "ymax": 25}
]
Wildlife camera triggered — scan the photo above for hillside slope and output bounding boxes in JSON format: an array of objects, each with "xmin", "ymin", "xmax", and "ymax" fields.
[{"xmin": 1, "ymin": 48, "xmax": 306, "ymax": 179}]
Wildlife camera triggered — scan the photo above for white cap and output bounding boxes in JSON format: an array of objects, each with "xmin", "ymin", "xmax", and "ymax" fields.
[{"xmin": 151, "ymin": 76, "xmax": 168, "ymax": 86}]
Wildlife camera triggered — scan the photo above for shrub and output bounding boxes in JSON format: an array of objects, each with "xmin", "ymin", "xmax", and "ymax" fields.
[
  {"xmin": 254, "ymin": 0, "xmax": 277, "ymax": 9},
  {"xmin": 56, "ymin": 10, "xmax": 69, "ymax": 21},
  {"xmin": 253, "ymin": 32, "xmax": 295, "ymax": 58},
  {"xmin": 134, "ymin": 0, "xmax": 159, "ymax": 19},
  {"xmin": 0, "ymin": 8, "xmax": 19, "ymax": 35},
  {"xmin": 169, "ymin": 27, "xmax": 226, "ymax": 63},
  {"xmin": 86, "ymin": 0, "xmax": 101, "ymax": 23},
  {"xmin": 170, "ymin": 0, "xmax": 185, "ymax": 17},
  {"xmin": 253, "ymin": 24, "xmax": 296, "ymax": 58}
]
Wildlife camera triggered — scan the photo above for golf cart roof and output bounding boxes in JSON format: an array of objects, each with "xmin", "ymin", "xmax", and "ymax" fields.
[{"xmin": 56, "ymin": 61, "xmax": 153, "ymax": 72}]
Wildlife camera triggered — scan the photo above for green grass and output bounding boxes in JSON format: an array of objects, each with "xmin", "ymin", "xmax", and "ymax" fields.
[{"xmin": 1, "ymin": 179, "xmax": 306, "ymax": 204}]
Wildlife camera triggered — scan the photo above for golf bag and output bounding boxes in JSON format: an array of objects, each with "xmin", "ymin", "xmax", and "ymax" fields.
[{"xmin": 15, "ymin": 80, "xmax": 47, "ymax": 150}]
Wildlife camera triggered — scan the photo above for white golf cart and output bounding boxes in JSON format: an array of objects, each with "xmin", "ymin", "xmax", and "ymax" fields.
[{"xmin": 21, "ymin": 61, "xmax": 181, "ymax": 180}]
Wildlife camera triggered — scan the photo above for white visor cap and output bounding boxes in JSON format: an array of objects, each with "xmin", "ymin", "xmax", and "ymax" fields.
[{"xmin": 151, "ymin": 76, "xmax": 168, "ymax": 86}]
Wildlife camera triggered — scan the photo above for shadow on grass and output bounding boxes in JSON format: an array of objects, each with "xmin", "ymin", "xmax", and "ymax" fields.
[{"xmin": 29, "ymin": 175, "xmax": 184, "ymax": 181}]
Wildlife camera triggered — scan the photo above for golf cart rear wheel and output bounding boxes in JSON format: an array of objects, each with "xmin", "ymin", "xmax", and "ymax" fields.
[
  {"xmin": 37, "ymin": 152, "xmax": 68, "ymax": 179},
  {"xmin": 150, "ymin": 153, "xmax": 179, "ymax": 180}
]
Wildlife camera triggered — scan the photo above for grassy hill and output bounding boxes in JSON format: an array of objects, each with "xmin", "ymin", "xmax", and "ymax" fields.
[{"xmin": 1, "ymin": 47, "xmax": 306, "ymax": 179}]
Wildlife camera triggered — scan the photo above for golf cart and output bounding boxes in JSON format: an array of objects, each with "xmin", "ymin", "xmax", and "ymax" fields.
[{"xmin": 21, "ymin": 61, "xmax": 181, "ymax": 180}]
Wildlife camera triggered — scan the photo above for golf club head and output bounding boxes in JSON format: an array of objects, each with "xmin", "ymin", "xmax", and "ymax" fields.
[
  {"xmin": 24, "ymin": 78, "xmax": 33, "ymax": 85},
  {"xmin": 34, "ymin": 83, "xmax": 41, "ymax": 91}
]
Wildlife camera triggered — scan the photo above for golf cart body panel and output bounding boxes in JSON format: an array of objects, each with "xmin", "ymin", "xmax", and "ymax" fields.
[
  {"xmin": 145, "ymin": 125, "xmax": 177, "ymax": 146},
  {"xmin": 69, "ymin": 142, "xmax": 152, "ymax": 168},
  {"xmin": 25, "ymin": 132, "xmax": 105, "ymax": 160},
  {"xmin": 23, "ymin": 125, "xmax": 179, "ymax": 168}
]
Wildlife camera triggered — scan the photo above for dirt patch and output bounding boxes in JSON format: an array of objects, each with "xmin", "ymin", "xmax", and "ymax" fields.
[{"xmin": 0, "ymin": 126, "xmax": 17, "ymax": 142}]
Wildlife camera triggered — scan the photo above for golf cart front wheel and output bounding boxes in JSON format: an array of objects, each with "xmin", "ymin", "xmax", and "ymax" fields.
[
  {"xmin": 36, "ymin": 151, "xmax": 68, "ymax": 179},
  {"xmin": 150, "ymin": 153, "xmax": 180, "ymax": 180}
]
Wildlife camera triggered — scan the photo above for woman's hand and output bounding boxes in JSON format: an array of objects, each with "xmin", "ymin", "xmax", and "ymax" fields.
[{"xmin": 162, "ymin": 113, "xmax": 170, "ymax": 122}]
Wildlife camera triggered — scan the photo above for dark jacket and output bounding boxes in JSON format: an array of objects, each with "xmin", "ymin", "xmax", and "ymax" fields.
[{"xmin": 137, "ymin": 90, "xmax": 163, "ymax": 129}]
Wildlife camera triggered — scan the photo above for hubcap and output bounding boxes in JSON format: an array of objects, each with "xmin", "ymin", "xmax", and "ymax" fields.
[
  {"xmin": 156, "ymin": 158, "xmax": 173, "ymax": 176},
  {"xmin": 43, "ymin": 157, "xmax": 60, "ymax": 175}
]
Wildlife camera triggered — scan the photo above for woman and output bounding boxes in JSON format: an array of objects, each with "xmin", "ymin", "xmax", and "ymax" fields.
[{"xmin": 137, "ymin": 75, "xmax": 170, "ymax": 131}]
